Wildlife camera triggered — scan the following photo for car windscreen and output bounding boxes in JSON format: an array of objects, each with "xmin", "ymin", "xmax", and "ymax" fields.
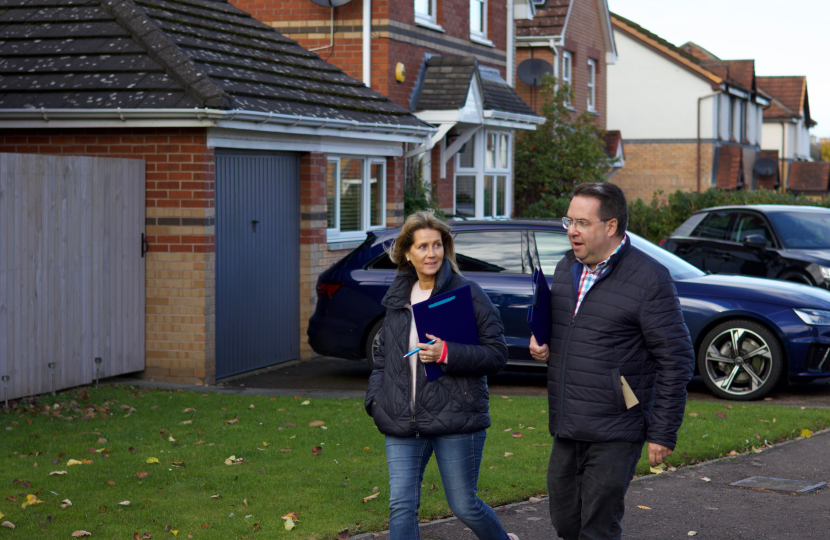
[
  {"xmin": 628, "ymin": 233, "xmax": 706, "ymax": 280},
  {"xmin": 767, "ymin": 211, "xmax": 830, "ymax": 249}
]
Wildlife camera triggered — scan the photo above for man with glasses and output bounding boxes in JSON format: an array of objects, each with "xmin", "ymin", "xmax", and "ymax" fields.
[{"xmin": 529, "ymin": 182, "xmax": 694, "ymax": 540}]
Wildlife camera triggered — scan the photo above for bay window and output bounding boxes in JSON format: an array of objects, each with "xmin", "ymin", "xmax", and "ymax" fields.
[{"xmin": 454, "ymin": 131, "xmax": 511, "ymax": 219}]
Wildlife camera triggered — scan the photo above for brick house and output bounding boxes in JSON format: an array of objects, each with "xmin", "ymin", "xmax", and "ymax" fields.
[
  {"xmin": 757, "ymin": 76, "xmax": 816, "ymax": 185},
  {"xmin": 229, "ymin": 0, "xmax": 543, "ymax": 220},
  {"xmin": 606, "ymin": 14, "xmax": 771, "ymax": 201},
  {"xmin": 0, "ymin": 0, "xmax": 434, "ymax": 385}
]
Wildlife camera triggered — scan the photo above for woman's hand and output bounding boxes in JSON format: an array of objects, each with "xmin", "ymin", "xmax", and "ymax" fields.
[
  {"xmin": 530, "ymin": 334, "xmax": 549, "ymax": 363},
  {"xmin": 418, "ymin": 334, "xmax": 444, "ymax": 363}
]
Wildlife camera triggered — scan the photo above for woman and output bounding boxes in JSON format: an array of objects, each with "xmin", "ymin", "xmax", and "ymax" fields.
[{"xmin": 364, "ymin": 210, "xmax": 518, "ymax": 540}]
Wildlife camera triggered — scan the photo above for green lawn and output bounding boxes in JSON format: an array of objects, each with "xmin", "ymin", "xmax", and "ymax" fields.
[{"xmin": 1, "ymin": 386, "xmax": 828, "ymax": 539}]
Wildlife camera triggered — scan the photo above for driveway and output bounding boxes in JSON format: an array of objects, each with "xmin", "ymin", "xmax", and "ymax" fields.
[{"xmin": 220, "ymin": 357, "xmax": 830, "ymax": 407}]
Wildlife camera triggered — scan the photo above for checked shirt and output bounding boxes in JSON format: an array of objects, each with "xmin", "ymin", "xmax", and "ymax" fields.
[{"xmin": 574, "ymin": 236, "xmax": 627, "ymax": 315}]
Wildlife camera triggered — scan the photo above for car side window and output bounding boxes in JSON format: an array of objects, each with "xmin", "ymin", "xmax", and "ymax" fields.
[
  {"xmin": 453, "ymin": 231, "xmax": 524, "ymax": 274},
  {"xmin": 692, "ymin": 211, "xmax": 731, "ymax": 240},
  {"xmin": 533, "ymin": 231, "xmax": 571, "ymax": 275},
  {"xmin": 729, "ymin": 214, "xmax": 773, "ymax": 247}
]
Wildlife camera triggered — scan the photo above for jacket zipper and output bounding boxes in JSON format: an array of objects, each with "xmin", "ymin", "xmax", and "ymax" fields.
[{"xmin": 405, "ymin": 307, "xmax": 419, "ymax": 438}]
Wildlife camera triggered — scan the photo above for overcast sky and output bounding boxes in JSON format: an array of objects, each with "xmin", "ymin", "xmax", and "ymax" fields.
[{"xmin": 608, "ymin": 0, "xmax": 829, "ymax": 139}]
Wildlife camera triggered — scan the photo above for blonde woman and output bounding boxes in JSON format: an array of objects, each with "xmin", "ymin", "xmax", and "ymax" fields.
[{"xmin": 364, "ymin": 210, "xmax": 518, "ymax": 540}]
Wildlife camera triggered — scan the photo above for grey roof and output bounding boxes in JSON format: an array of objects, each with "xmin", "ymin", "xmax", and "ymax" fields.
[
  {"xmin": 0, "ymin": 0, "xmax": 428, "ymax": 128},
  {"xmin": 413, "ymin": 56, "xmax": 538, "ymax": 118}
]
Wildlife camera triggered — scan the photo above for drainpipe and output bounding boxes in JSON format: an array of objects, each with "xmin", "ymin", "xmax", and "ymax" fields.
[
  {"xmin": 363, "ymin": 0, "xmax": 371, "ymax": 88},
  {"xmin": 781, "ymin": 120, "xmax": 786, "ymax": 191},
  {"xmin": 697, "ymin": 91, "xmax": 720, "ymax": 192},
  {"xmin": 507, "ymin": 0, "xmax": 514, "ymax": 86}
]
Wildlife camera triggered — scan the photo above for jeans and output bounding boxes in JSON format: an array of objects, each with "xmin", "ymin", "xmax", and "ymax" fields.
[
  {"xmin": 384, "ymin": 430, "xmax": 509, "ymax": 540},
  {"xmin": 547, "ymin": 437, "xmax": 644, "ymax": 540}
]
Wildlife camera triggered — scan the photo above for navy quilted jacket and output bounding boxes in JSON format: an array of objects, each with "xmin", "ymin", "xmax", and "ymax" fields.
[
  {"xmin": 365, "ymin": 261, "xmax": 508, "ymax": 437},
  {"xmin": 547, "ymin": 238, "xmax": 694, "ymax": 449}
]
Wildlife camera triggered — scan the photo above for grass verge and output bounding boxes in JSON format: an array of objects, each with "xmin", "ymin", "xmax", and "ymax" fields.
[{"xmin": 0, "ymin": 386, "xmax": 828, "ymax": 539}]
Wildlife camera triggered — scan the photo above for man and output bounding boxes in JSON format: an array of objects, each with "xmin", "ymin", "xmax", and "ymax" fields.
[{"xmin": 529, "ymin": 182, "xmax": 694, "ymax": 540}]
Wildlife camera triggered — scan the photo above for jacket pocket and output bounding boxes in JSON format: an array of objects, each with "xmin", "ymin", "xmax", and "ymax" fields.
[{"xmin": 610, "ymin": 368, "xmax": 627, "ymax": 413}]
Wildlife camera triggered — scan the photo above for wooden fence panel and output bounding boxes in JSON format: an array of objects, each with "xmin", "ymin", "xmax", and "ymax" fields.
[{"xmin": 0, "ymin": 153, "xmax": 145, "ymax": 400}]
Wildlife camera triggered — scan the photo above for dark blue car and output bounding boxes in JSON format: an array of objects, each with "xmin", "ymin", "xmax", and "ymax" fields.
[{"xmin": 308, "ymin": 220, "xmax": 830, "ymax": 400}]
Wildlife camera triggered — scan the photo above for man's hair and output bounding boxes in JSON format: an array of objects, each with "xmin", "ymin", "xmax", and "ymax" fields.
[{"xmin": 573, "ymin": 182, "xmax": 628, "ymax": 238}]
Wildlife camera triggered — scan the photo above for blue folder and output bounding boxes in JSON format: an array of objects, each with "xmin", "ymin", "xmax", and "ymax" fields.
[
  {"xmin": 527, "ymin": 267, "xmax": 551, "ymax": 347},
  {"xmin": 412, "ymin": 284, "xmax": 480, "ymax": 382}
]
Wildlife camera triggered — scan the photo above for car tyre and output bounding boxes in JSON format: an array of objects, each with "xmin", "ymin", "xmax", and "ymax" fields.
[
  {"xmin": 364, "ymin": 318, "xmax": 384, "ymax": 372},
  {"xmin": 779, "ymin": 271, "xmax": 814, "ymax": 286},
  {"xmin": 698, "ymin": 319, "xmax": 783, "ymax": 401}
]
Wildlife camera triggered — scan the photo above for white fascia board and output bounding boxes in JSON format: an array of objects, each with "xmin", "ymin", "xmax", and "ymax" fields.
[
  {"xmin": 756, "ymin": 96, "xmax": 771, "ymax": 107},
  {"xmin": 414, "ymin": 110, "xmax": 460, "ymax": 124},
  {"xmin": 517, "ymin": 35, "xmax": 563, "ymax": 46},
  {"xmin": 215, "ymin": 119, "xmax": 426, "ymax": 145},
  {"xmin": 483, "ymin": 110, "xmax": 546, "ymax": 129},
  {"xmin": 727, "ymin": 86, "xmax": 750, "ymax": 100},
  {"xmin": 208, "ymin": 127, "xmax": 405, "ymax": 157}
]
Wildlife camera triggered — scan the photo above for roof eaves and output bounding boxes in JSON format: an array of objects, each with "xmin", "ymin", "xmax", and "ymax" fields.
[
  {"xmin": 100, "ymin": 0, "xmax": 231, "ymax": 108},
  {"xmin": 611, "ymin": 15, "xmax": 722, "ymax": 86},
  {"xmin": 560, "ymin": 0, "xmax": 575, "ymax": 38}
]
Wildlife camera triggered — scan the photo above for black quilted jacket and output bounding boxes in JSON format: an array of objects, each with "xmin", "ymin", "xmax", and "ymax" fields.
[
  {"xmin": 364, "ymin": 261, "xmax": 508, "ymax": 437},
  {"xmin": 547, "ymin": 238, "xmax": 695, "ymax": 449}
]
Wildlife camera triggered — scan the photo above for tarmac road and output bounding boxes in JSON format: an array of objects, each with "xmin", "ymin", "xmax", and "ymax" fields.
[{"xmin": 221, "ymin": 357, "xmax": 830, "ymax": 408}]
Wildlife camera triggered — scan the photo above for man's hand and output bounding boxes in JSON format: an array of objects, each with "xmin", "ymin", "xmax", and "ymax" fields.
[
  {"xmin": 529, "ymin": 334, "xmax": 549, "ymax": 363},
  {"xmin": 648, "ymin": 443, "xmax": 672, "ymax": 466}
]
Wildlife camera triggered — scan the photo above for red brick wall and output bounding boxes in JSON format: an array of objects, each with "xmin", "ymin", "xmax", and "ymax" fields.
[{"xmin": 610, "ymin": 142, "xmax": 715, "ymax": 202}]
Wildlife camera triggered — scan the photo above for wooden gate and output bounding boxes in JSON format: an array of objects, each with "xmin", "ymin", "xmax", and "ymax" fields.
[{"xmin": 0, "ymin": 153, "xmax": 145, "ymax": 400}]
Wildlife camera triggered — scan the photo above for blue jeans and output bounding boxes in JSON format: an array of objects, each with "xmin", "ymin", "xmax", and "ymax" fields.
[{"xmin": 385, "ymin": 430, "xmax": 509, "ymax": 540}]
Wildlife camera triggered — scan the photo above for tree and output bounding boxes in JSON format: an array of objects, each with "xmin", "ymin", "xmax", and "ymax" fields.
[
  {"xmin": 821, "ymin": 141, "xmax": 830, "ymax": 162},
  {"xmin": 514, "ymin": 75, "xmax": 612, "ymax": 217}
]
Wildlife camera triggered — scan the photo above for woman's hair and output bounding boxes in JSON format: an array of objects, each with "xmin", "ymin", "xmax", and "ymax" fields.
[{"xmin": 386, "ymin": 210, "xmax": 461, "ymax": 275}]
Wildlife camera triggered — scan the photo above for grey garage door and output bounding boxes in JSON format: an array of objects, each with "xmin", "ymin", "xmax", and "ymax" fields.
[{"xmin": 215, "ymin": 153, "xmax": 299, "ymax": 378}]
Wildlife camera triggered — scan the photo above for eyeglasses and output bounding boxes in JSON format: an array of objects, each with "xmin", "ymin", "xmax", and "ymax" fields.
[{"xmin": 561, "ymin": 217, "xmax": 609, "ymax": 232}]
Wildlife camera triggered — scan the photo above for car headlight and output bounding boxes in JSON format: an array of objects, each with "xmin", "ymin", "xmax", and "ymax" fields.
[
  {"xmin": 821, "ymin": 266, "xmax": 830, "ymax": 282},
  {"xmin": 794, "ymin": 308, "xmax": 830, "ymax": 325}
]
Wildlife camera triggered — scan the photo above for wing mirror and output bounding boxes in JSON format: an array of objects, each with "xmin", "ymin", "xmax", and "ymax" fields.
[{"xmin": 742, "ymin": 235, "xmax": 766, "ymax": 249}]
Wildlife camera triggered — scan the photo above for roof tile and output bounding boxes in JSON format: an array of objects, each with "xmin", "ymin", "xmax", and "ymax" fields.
[
  {"xmin": 715, "ymin": 145, "xmax": 744, "ymax": 190},
  {"xmin": 788, "ymin": 162, "xmax": 830, "ymax": 193}
]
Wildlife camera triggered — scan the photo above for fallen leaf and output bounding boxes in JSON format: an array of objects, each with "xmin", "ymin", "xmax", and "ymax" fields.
[
  {"xmin": 128, "ymin": 447, "xmax": 137, "ymax": 453},
  {"xmin": 135, "ymin": 472, "xmax": 148, "ymax": 479},
  {"xmin": 301, "ymin": 400, "xmax": 310, "ymax": 406},
  {"xmin": 800, "ymin": 429, "xmax": 813, "ymax": 438},
  {"xmin": 5, "ymin": 497, "xmax": 16, "ymax": 502},
  {"xmin": 195, "ymin": 440, "xmax": 205, "ymax": 445},
  {"xmin": 504, "ymin": 452, "xmax": 513, "ymax": 457},
  {"xmin": 21, "ymin": 494, "xmax": 44, "ymax": 509},
  {"xmin": 337, "ymin": 529, "xmax": 350, "ymax": 539},
  {"xmin": 701, "ymin": 477, "xmax": 711, "ymax": 482},
  {"xmin": 311, "ymin": 446, "xmax": 322, "ymax": 455},
  {"xmin": 688, "ymin": 412, "xmax": 698, "ymax": 417},
  {"xmin": 1, "ymin": 521, "xmax": 14, "ymax": 529},
  {"xmin": 280, "ymin": 449, "xmax": 291, "ymax": 453},
  {"xmin": 224, "ymin": 456, "xmax": 243, "ymax": 465},
  {"xmin": 119, "ymin": 501, "xmax": 130, "ymax": 506},
  {"xmin": 105, "ymin": 480, "xmax": 116, "ymax": 485},
  {"xmin": 97, "ymin": 437, "xmax": 107, "ymax": 444},
  {"xmin": 146, "ymin": 457, "xmax": 159, "ymax": 464},
  {"xmin": 180, "ymin": 420, "xmax": 192, "ymax": 425},
  {"xmin": 226, "ymin": 418, "xmax": 239, "ymax": 425},
  {"xmin": 49, "ymin": 470, "xmax": 68, "ymax": 475},
  {"xmin": 81, "ymin": 459, "xmax": 93, "ymax": 465},
  {"xmin": 209, "ymin": 494, "xmax": 220, "ymax": 499},
  {"xmin": 529, "ymin": 497, "xmax": 542, "ymax": 503},
  {"xmin": 262, "ymin": 442, "xmax": 269, "ymax": 447},
  {"xmin": 715, "ymin": 411, "xmax": 727, "ymax": 419},
  {"xmin": 183, "ymin": 408, "xmax": 196, "ymax": 413},
  {"xmin": 309, "ymin": 420, "xmax": 325, "ymax": 427},
  {"xmin": 688, "ymin": 532, "xmax": 698, "ymax": 536},
  {"xmin": 362, "ymin": 492, "xmax": 380, "ymax": 503},
  {"xmin": 726, "ymin": 450, "xmax": 739, "ymax": 457},
  {"xmin": 637, "ymin": 505, "xmax": 651, "ymax": 510},
  {"xmin": 71, "ymin": 531, "xmax": 92, "ymax": 537},
  {"xmin": 243, "ymin": 498, "xmax": 248, "ymax": 506},
  {"xmin": 66, "ymin": 459, "xmax": 83, "ymax": 466},
  {"xmin": 249, "ymin": 404, "xmax": 254, "ymax": 409},
  {"xmin": 649, "ymin": 463, "xmax": 666, "ymax": 475},
  {"xmin": 253, "ymin": 521, "xmax": 260, "ymax": 531},
  {"xmin": 170, "ymin": 462, "xmax": 185, "ymax": 468},
  {"xmin": 511, "ymin": 432, "xmax": 522, "ymax": 438}
]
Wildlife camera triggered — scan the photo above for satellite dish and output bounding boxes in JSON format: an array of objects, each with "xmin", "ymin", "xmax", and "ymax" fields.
[
  {"xmin": 310, "ymin": 0, "xmax": 353, "ymax": 6},
  {"xmin": 517, "ymin": 58, "xmax": 553, "ymax": 87},
  {"xmin": 754, "ymin": 157, "xmax": 778, "ymax": 176}
]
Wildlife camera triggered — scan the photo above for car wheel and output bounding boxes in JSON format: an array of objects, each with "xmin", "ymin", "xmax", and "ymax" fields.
[
  {"xmin": 779, "ymin": 271, "xmax": 814, "ymax": 286},
  {"xmin": 698, "ymin": 319, "xmax": 783, "ymax": 401},
  {"xmin": 364, "ymin": 318, "xmax": 384, "ymax": 372}
]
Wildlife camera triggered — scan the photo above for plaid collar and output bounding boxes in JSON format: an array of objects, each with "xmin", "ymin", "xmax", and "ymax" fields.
[{"xmin": 574, "ymin": 235, "xmax": 626, "ymax": 314}]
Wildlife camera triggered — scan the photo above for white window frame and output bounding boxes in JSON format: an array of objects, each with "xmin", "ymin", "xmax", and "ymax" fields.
[
  {"xmin": 326, "ymin": 156, "xmax": 387, "ymax": 243},
  {"xmin": 587, "ymin": 58, "xmax": 597, "ymax": 112},
  {"xmin": 562, "ymin": 51, "xmax": 572, "ymax": 106},
  {"xmin": 470, "ymin": 0, "xmax": 490, "ymax": 45},
  {"xmin": 453, "ymin": 130, "xmax": 512, "ymax": 219},
  {"xmin": 415, "ymin": 0, "xmax": 444, "ymax": 32}
]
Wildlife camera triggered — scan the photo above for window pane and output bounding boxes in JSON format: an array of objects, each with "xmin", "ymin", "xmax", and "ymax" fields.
[
  {"xmin": 454, "ymin": 231, "xmax": 524, "ymax": 273},
  {"xmin": 534, "ymin": 231, "xmax": 571, "ymax": 275},
  {"xmin": 563, "ymin": 53, "xmax": 571, "ymax": 82},
  {"xmin": 455, "ymin": 175, "xmax": 476, "ymax": 217},
  {"xmin": 415, "ymin": 0, "xmax": 431, "ymax": 16},
  {"xmin": 496, "ymin": 175, "xmax": 506, "ymax": 216},
  {"xmin": 499, "ymin": 134, "xmax": 509, "ymax": 169},
  {"xmin": 370, "ymin": 163, "xmax": 383, "ymax": 227},
  {"xmin": 326, "ymin": 161, "xmax": 336, "ymax": 229},
  {"xmin": 340, "ymin": 158, "xmax": 363, "ymax": 232},
  {"xmin": 730, "ymin": 214, "xmax": 772, "ymax": 246},
  {"xmin": 486, "ymin": 132, "xmax": 496, "ymax": 169},
  {"xmin": 484, "ymin": 175, "xmax": 494, "ymax": 217},
  {"xmin": 692, "ymin": 211, "xmax": 731, "ymax": 240},
  {"xmin": 458, "ymin": 137, "xmax": 475, "ymax": 169},
  {"xmin": 470, "ymin": 0, "xmax": 484, "ymax": 34}
]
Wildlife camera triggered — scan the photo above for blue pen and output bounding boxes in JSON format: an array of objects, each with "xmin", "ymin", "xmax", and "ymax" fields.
[{"xmin": 404, "ymin": 339, "xmax": 436, "ymax": 358}]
